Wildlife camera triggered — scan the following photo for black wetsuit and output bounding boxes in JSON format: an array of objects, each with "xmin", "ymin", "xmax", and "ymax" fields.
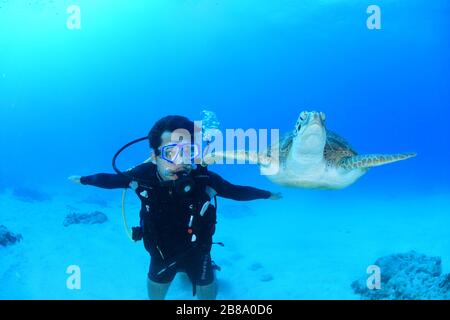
[{"xmin": 80, "ymin": 162, "xmax": 271, "ymax": 289}]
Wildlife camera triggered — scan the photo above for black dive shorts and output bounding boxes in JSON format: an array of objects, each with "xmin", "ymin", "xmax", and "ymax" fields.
[{"xmin": 148, "ymin": 250, "xmax": 215, "ymax": 286}]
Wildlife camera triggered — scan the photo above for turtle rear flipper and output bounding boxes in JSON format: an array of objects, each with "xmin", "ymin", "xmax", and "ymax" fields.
[{"xmin": 339, "ymin": 153, "xmax": 416, "ymax": 170}]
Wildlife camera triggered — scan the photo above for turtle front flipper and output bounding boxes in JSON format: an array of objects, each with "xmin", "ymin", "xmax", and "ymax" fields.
[
  {"xmin": 202, "ymin": 150, "xmax": 271, "ymax": 166},
  {"xmin": 339, "ymin": 153, "xmax": 416, "ymax": 170}
]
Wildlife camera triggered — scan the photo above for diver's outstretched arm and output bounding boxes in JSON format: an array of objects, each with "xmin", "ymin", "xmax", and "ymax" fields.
[
  {"xmin": 68, "ymin": 175, "xmax": 82, "ymax": 184},
  {"xmin": 68, "ymin": 173, "xmax": 132, "ymax": 189},
  {"xmin": 208, "ymin": 171, "xmax": 275, "ymax": 201}
]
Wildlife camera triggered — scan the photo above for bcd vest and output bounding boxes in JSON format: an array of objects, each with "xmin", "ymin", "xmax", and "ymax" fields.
[{"xmin": 134, "ymin": 172, "xmax": 218, "ymax": 261}]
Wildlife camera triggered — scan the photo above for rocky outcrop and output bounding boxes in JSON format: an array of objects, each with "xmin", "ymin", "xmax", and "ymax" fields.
[
  {"xmin": 352, "ymin": 251, "xmax": 450, "ymax": 300},
  {"xmin": 0, "ymin": 225, "xmax": 22, "ymax": 247},
  {"xmin": 63, "ymin": 211, "xmax": 108, "ymax": 227}
]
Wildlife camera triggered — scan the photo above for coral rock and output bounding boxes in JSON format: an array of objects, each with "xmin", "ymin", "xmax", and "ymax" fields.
[
  {"xmin": 63, "ymin": 211, "xmax": 108, "ymax": 227},
  {"xmin": 0, "ymin": 225, "xmax": 23, "ymax": 247},
  {"xmin": 352, "ymin": 251, "xmax": 450, "ymax": 300}
]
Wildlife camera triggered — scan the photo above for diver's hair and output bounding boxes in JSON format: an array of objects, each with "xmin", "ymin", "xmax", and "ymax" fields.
[{"xmin": 148, "ymin": 115, "xmax": 195, "ymax": 155}]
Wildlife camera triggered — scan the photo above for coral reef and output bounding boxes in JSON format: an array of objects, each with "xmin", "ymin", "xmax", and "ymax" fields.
[
  {"xmin": 0, "ymin": 225, "xmax": 22, "ymax": 247},
  {"xmin": 352, "ymin": 251, "xmax": 450, "ymax": 300},
  {"xmin": 63, "ymin": 211, "xmax": 108, "ymax": 227}
]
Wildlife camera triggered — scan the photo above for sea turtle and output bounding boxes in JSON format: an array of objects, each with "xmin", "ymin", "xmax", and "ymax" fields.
[{"xmin": 203, "ymin": 110, "xmax": 416, "ymax": 189}]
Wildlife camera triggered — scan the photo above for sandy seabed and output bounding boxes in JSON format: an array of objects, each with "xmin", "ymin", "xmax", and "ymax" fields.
[{"xmin": 1, "ymin": 186, "xmax": 449, "ymax": 300}]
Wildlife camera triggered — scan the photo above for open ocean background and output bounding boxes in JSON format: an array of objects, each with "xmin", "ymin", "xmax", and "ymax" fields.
[{"xmin": 0, "ymin": 0, "xmax": 449, "ymax": 299}]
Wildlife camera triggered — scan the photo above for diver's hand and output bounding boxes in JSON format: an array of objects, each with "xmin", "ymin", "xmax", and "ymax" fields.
[
  {"xmin": 68, "ymin": 175, "xmax": 82, "ymax": 185},
  {"xmin": 269, "ymin": 192, "xmax": 283, "ymax": 200}
]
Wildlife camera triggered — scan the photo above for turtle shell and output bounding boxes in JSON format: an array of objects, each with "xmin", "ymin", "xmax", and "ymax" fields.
[
  {"xmin": 265, "ymin": 131, "xmax": 294, "ymax": 166},
  {"xmin": 324, "ymin": 130, "xmax": 357, "ymax": 166},
  {"xmin": 267, "ymin": 130, "xmax": 357, "ymax": 168}
]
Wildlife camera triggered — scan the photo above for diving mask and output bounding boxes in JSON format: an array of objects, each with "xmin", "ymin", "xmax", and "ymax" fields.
[{"xmin": 159, "ymin": 142, "xmax": 201, "ymax": 164}]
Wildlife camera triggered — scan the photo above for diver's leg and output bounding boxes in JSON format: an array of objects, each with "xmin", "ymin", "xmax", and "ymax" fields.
[
  {"xmin": 193, "ymin": 252, "xmax": 217, "ymax": 300},
  {"xmin": 196, "ymin": 279, "xmax": 218, "ymax": 300},
  {"xmin": 147, "ymin": 254, "xmax": 176, "ymax": 300},
  {"xmin": 147, "ymin": 278, "xmax": 172, "ymax": 300}
]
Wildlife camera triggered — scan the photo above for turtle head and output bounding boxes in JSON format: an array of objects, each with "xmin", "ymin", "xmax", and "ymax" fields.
[{"xmin": 292, "ymin": 110, "xmax": 327, "ymax": 160}]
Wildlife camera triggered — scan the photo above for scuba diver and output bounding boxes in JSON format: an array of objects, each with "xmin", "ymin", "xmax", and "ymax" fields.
[{"xmin": 68, "ymin": 115, "xmax": 282, "ymax": 300}]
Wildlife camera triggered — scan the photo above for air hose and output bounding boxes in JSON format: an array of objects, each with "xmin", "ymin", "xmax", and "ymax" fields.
[
  {"xmin": 121, "ymin": 188, "xmax": 133, "ymax": 241},
  {"xmin": 112, "ymin": 136, "xmax": 149, "ymax": 242}
]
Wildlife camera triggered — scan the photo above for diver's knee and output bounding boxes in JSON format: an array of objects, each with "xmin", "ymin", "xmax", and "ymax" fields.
[
  {"xmin": 147, "ymin": 278, "xmax": 171, "ymax": 300},
  {"xmin": 196, "ymin": 280, "xmax": 218, "ymax": 300}
]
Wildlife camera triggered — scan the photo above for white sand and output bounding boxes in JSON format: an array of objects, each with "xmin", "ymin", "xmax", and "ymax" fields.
[{"xmin": 1, "ymin": 186, "xmax": 449, "ymax": 299}]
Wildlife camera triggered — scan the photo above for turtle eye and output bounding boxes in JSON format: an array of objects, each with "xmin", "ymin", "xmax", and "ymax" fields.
[
  {"xmin": 299, "ymin": 111, "xmax": 307, "ymax": 121},
  {"xmin": 320, "ymin": 112, "xmax": 326, "ymax": 121}
]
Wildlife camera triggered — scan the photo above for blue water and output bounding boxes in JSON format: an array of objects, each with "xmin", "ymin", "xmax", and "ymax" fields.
[{"xmin": 0, "ymin": 0, "xmax": 449, "ymax": 299}]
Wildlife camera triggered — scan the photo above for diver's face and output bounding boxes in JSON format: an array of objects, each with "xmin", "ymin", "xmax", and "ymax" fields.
[{"xmin": 155, "ymin": 131, "xmax": 192, "ymax": 181}]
